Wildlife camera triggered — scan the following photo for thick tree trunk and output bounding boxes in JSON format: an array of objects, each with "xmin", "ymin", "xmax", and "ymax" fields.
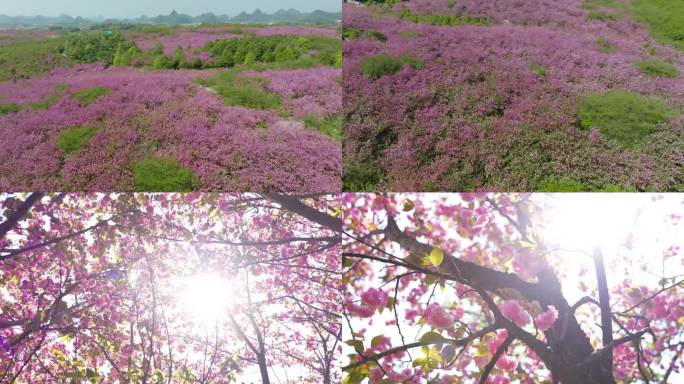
[{"xmin": 257, "ymin": 354, "xmax": 271, "ymax": 384}]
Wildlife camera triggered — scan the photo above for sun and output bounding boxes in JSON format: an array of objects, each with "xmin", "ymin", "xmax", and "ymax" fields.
[{"xmin": 177, "ymin": 272, "xmax": 234, "ymax": 328}]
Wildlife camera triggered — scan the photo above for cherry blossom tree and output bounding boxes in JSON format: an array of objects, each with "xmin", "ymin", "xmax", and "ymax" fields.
[
  {"xmin": 0, "ymin": 193, "xmax": 342, "ymax": 383},
  {"xmin": 342, "ymin": 193, "xmax": 684, "ymax": 384}
]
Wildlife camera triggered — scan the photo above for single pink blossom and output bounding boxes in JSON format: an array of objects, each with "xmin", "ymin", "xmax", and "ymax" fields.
[
  {"xmin": 496, "ymin": 355, "xmax": 517, "ymax": 372},
  {"xmin": 424, "ymin": 303, "xmax": 455, "ymax": 329},
  {"xmin": 535, "ymin": 305, "xmax": 558, "ymax": 331},
  {"xmin": 500, "ymin": 300, "xmax": 530, "ymax": 327},
  {"xmin": 361, "ymin": 288, "xmax": 389, "ymax": 308}
]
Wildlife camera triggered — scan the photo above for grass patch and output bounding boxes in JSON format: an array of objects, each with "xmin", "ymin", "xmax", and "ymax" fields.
[
  {"xmin": 56, "ymin": 125, "xmax": 97, "ymax": 154},
  {"xmin": 361, "ymin": 54, "xmax": 404, "ymax": 79},
  {"xmin": 132, "ymin": 157, "xmax": 197, "ymax": 192},
  {"xmin": 0, "ymin": 103, "xmax": 21, "ymax": 115},
  {"xmin": 0, "ymin": 37, "xmax": 71, "ymax": 81},
  {"xmin": 634, "ymin": 59, "xmax": 679, "ymax": 78},
  {"xmin": 303, "ymin": 115, "xmax": 342, "ymax": 141},
  {"xmin": 397, "ymin": 9, "xmax": 492, "ymax": 26},
  {"xmin": 538, "ymin": 178, "xmax": 637, "ymax": 191},
  {"xmin": 70, "ymin": 85, "xmax": 110, "ymax": 107},
  {"xmin": 399, "ymin": 55, "xmax": 424, "ymax": 70},
  {"xmin": 222, "ymin": 86, "xmax": 281, "ymax": 109},
  {"xmin": 631, "ymin": 0, "xmax": 684, "ymax": 51},
  {"xmin": 201, "ymin": 70, "xmax": 281, "ymax": 110},
  {"xmin": 577, "ymin": 90, "xmax": 678, "ymax": 147},
  {"xmin": 31, "ymin": 83, "xmax": 69, "ymax": 110},
  {"xmin": 530, "ymin": 64, "xmax": 547, "ymax": 76},
  {"xmin": 597, "ymin": 37, "xmax": 617, "ymax": 53},
  {"xmin": 579, "ymin": 0, "xmax": 621, "ymax": 10},
  {"xmin": 587, "ymin": 11, "xmax": 620, "ymax": 21}
]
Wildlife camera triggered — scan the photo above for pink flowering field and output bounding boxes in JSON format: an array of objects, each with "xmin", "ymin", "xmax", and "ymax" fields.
[
  {"xmin": 343, "ymin": 0, "xmax": 684, "ymax": 191},
  {"xmin": 0, "ymin": 26, "xmax": 341, "ymax": 192}
]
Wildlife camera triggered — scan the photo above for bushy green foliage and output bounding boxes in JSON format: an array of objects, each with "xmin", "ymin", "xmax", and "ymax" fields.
[
  {"xmin": 538, "ymin": 178, "xmax": 637, "ymax": 191},
  {"xmin": 56, "ymin": 125, "xmax": 97, "ymax": 154},
  {"xmin": 578, "ymin": 90, "xmax": 678, "ymax": 147},
  {"xmin": 343, "ymin": 159, "xmax": 383, "ymax": 191},
  {"xmin": 0, "ymin": 103, "xmax": 21, "ymax": 114},
  {"xmin": 361, "ymin": 54, "xmax": 404, "ymax": 79},
  {"xmin": 201, "ymin": 70, "xmax": 281, "ymax": 110},
  {"xmin": 400, "ymin": 55, "xmax": 424, "ymax": 70},
  {"xmin": 303, "ymin": 115, "xmax": 342, "ymax": 141},
  {"xmin": 204, "ymin": 34, "xmax": 340, "ymax": 68},
  {"xmin": 112, "ymin": 45, "xmax": 140, "ymax": 67},
  {"xmin": 0, "ymin": 37, "xmax": 71, "ymax": 81},
  {"xmin": 634, "ymin": 59, "xmax": 680, "ymax": 78},
  {"xmin": 62, "ymin": 32, "xmax": 137, "ymax": 65},
  {"xmin": 31, "ymin": 83, "xmax": 69, "ymax": 110},
  {"xmin": 397, "ymin": 9, "xmax": 492, "ymax": 26},
  {"xmin": 631, "ymin": 0, "xmax": 684, "ymax": 50},
  {"xmin": 71, "ymin": 85, "xmax": 111, "ymax": 107},
  {"xmin": 132, "ymin": 157, "xmax": 197, "ymax": 192}
]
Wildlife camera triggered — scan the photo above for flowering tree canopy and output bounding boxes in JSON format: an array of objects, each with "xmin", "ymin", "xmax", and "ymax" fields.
[
  {"xmin": 0, "ymin": 193, "xmax": 342, "ymax": 383},
  {"xmin": 342, "ymin": 193, "xmax": 684, "ymax": 383}
]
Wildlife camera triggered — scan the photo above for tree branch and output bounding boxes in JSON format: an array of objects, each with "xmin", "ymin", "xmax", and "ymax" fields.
[
  {"xmin": 262, "ymin": 194, "xmax": 341, "ymax": 232},
  {"xmin": 0, "ymin": 193, "xmax": 44, "ymax": 239}
]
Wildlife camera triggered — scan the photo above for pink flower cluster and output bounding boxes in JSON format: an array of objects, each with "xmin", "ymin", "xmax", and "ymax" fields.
[
  {"xmin": 500, "ymin": 300, "xmax": 531, "ymax": 327},
  {"xmin": 535, "ymin": 305, "xmax": 558, "ymax": 331},
  {"xmin": 243, "ymin": 67, "xmax": 342, "ymax": 118},
  {"xmin": 424, "ymin": 303, "xmax": 455, "ymax": 328},
  {"xmin": 0, "ymin": 65, "xmax": 340, "ymax": 191},
  {"xmin": 343, "ymin": 3, "xmax": 684, "ymax": 190},
  {"xmin": 361, "ymin": 287, "xmax": 389, "ymax": 308}
]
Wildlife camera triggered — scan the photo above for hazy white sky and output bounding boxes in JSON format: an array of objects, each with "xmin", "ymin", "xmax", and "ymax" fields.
[{"xmin": 0, "ymin": 0, "xmax": 341, "ymax": 18}]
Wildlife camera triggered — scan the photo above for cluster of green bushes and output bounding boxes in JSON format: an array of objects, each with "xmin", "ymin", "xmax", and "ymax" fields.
[
  {"xmin": 0, "ymin": 103, "xmax": 21, "ymax": 114},
  {"xmin": 204, "ymin": 34, "xmax": 341, "ymax": 68},
  {"xmin": 342, "ymin": 27, "xmax": 387, "ymax": 42},
  {"xmin": 61, "ymin": 32, "xmax": 137, "ymax": 65},
  {"xmin": 150, "ymin": 47, "xmax": 204, "ymax": 70},
  {"xmin": 361, "ymin": 54, "xmax": 424, "ymax": 79},
  {"xmin": 397, "ymin": 9, "xmax": 492, "ymax": 26},
  {"xmin": 199, "ymin": 69, "xmax": 282, "ymax": 110}
]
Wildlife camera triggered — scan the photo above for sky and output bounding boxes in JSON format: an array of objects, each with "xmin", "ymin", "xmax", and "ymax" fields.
[{"xmin": 0, "ymin": 0, "xmax": 341, "ymax": 18}]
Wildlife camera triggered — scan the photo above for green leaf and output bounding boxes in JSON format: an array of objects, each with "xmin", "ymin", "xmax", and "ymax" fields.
[
  {"xmin": 342, "ymin": 256, "xmax": 354, "ymax": 268},
  {"xmin": 429, "ymin": 247, "xmax": 444, "ymax": 267},
  {"xmin": 345, "ymin": 339, "xmax": 365, "ymax": 354},
  {"xmin": 420, "ymin": 331, "xmax": 448, "ymax": 344},
  {"xmin": 371, "ymin": 335, "xmax": 385, "ymax": 348}
]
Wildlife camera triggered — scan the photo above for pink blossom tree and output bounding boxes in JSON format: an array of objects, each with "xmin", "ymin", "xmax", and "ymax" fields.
[
  {"xmin": 342, "ymin": 193, "xmax": 683, "ymax": 383},
  {"xmin": 0, "ymin": 193, "xmax": 342, "ymax": 383}
]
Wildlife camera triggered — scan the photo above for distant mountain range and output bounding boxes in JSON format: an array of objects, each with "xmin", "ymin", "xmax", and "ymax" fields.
[{"xmin": 0, "ymin": 9, "xmax": 341, "ymax": 27}]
